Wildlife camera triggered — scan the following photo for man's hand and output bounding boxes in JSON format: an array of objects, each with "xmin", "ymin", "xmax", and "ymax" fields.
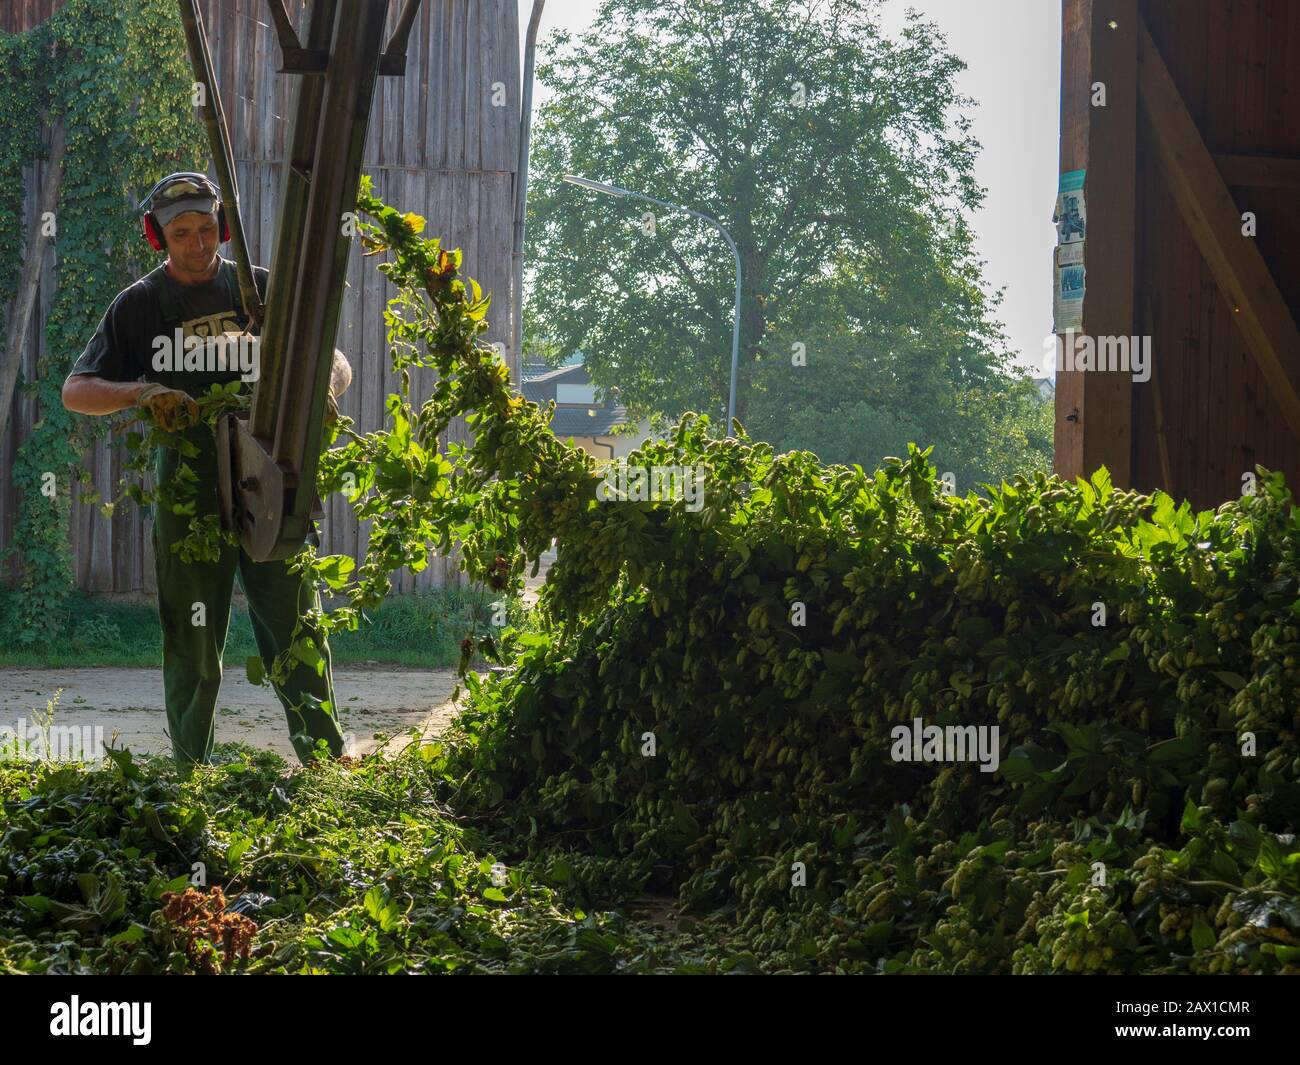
[
  {"xmin": 324, "ymin": 390, "xmax": 340, "ymax": 426},
  {"xmin": 137, "ymin": 382, "xmax": 200, "ymax": 433}
]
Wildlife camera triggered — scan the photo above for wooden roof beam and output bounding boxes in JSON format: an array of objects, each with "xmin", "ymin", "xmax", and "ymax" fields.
[
  {"xmin": 1214, "ymin": 154, "xmax": 1300, "ymax": 189},
  {"xmin": 1138, "ymin": 18, "xmax": 1300, "ymax": 438}
]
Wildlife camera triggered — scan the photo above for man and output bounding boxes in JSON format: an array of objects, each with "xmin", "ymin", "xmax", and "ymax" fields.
[{"xmin": 62, "ymin": 172, "xmax": 352, "ymax": 772}]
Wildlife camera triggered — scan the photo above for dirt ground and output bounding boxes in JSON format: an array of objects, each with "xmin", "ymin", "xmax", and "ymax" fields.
[{"xmin": 0, "ymin": 665, "xmax": 465, "ymax": 763}]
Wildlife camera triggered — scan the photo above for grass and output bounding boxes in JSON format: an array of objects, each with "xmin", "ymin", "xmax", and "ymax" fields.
[{"xmin": 0, "ymin": 584, "xmax": 527, "ymax": 669}]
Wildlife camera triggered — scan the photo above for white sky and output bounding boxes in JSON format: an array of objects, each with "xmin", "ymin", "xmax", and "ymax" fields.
[{"xmin": 518, "ymin": 0, "xmax": 1061, "ymax": 377}]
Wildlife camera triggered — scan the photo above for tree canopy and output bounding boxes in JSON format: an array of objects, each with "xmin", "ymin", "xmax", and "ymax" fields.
[{"xmin": 524, "ymin": 0, "xmax": 1051, "ymax": 490}]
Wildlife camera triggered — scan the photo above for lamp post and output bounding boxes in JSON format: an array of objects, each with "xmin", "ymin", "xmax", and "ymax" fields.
[{"xmin": 562, "ymin": 174, "xmax": 742, "ymax": 436}]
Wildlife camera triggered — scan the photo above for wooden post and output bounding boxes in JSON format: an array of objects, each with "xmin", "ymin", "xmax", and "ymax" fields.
[{"xmin": 1054, "ymin": 0, "xmax": 1137, "ymax": 486}]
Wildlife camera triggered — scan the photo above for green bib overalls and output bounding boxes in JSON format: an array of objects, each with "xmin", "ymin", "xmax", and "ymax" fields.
[{"xmin": 150, "ymin": 262, "xmax": 345, "ymax": 771}]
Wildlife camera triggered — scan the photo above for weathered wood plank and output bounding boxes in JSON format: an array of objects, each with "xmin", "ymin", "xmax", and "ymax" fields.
[
  {"xmin": 88, "ymin": 430, "xmax": 112, "ymax": 592},
  {"xmin": 227, "ymin": 0, "xmax": 246, "ymax": 155},
  {"xmin": 448, "ymin": 0, "xmax": 468, "ymax": 172},
  {"xmin": 466, "ymin": 0, "xmax": 483, "ymax": 172},
  {"xmin": 429, "ymin": 0, "xmax": 449, "ymax": 169},
  {"xmin": 0, "ymin": 121, "xmax": 63, "ymax": 442},
  {"xmin": 328, "ymin": 211, "xmax": 359, "ymax": 564},
  {"xmin": 493, "ymin": 0, "xmax": 521, "ymax": 173},
  {"xmin": 385, "ymin": 0, "xmax": 404, "ymax": 169},
  {"xmin": 401, "ymin": 0, "xmax": 424, "ymax": 168}
]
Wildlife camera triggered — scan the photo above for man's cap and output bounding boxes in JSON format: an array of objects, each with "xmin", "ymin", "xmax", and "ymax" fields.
[{"xmin": 140, "ymin": 173, "xmax": 221, "ymax": 228}]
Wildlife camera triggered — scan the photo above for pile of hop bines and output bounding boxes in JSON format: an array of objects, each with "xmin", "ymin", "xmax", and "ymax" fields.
[
  {"xmin": 428, "ymin": 435, "xmax": 1300, "ymax": 974},
  {"xmin": 137, "ymin": 185, "xmax": 1300, "ymax": 973}
]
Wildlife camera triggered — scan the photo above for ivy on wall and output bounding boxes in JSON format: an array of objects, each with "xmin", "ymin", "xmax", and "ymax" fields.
[
  {"xmin": 0, "ymin": 0, "xmax": 205, "ymax": 642},
  {"xmin": 0, "ymin": 28, "xmax": 54, "ymax": 354}
]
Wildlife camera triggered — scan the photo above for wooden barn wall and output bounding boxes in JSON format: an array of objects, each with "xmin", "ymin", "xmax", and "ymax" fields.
[
  {"xmin": 1, "ymin": 0, "xmax": 520, "ymax": 595},
  {"xmin": 1133, "ymin": 0, "xmax": 1300, "ymax": 508},
  {"xmin": 0, "ymin": 0, "xmax": 67, "ymax": 33}
]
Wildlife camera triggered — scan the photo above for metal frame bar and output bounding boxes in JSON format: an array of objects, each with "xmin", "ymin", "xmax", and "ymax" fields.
[
  {"xmin": 209, "ymin": 0, "xmax": 424, "ymax": 560},
  {"xmin": 175, "ymin": 0, "xmax": 264, "ymax": 328}
]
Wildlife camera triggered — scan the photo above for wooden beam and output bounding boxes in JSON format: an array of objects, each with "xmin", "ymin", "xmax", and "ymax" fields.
[
  {"xmin": 1054, "ymin": 0, "xmax": 1137, "ymax": 487},
  {"xmin": 1213, "ymin": 153, "xmax": 1300, "ymax": 189},
  {"xmin": 1138, "ymin": 18, "xmax": 1300, "ymax": 438},
  {"xmin": 0, "ymin": 117, "xmax": 64, "ymax": 444}
]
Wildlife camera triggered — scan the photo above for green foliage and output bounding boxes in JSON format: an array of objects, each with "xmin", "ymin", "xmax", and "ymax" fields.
[
  {"xmin": 745, "ymin": 270, "xmax": 1055, "ymax": 489},
  {"xmin": 241, "ymin": 176, "xmax": 602, "ymax": 692},
  {"xmin": 523, "ymin": 0, "xmax": 1042, "ymax": 483},
  {"xmin": 82, "ymin": 379, "xmax": 249, "ymax": 568},
  {"xmin": 1, "ymin": 0, "xmax": 204, "ymax": 642},
  {"xmin": 302, "ymin": 184, "xmax": 1300, "ymax": 974},
  {"xmin": 0, "ymin": 584, "xmax": 527, "ymax": 669},
  {"xmin": 431, "ymin": 442, "xmax": 1300, "ymax": 972},
  {"xmin": 0, "ymin": 746, "xmax": 694, "ymax": 974}
]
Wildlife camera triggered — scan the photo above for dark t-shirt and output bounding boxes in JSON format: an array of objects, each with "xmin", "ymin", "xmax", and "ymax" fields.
[
  {"xmin": 71, "ymin": 257, "xmax": 269, "ymax": 485},
  {"xmin": 71, "ymin": 256, "xmax": 268, "ymax": 390}
]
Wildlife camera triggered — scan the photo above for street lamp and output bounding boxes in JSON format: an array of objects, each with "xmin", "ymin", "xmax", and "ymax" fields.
[{"xmin": 562, "ymin": 174, "xmax": 742, "ymax": 436}]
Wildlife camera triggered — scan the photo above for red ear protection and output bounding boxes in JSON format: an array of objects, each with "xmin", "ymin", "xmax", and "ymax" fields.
[
  {"xmin": 139, "ymin": 173, "xmax": 229, "ymax": 251},
  {"xmin": 142, "ymin": 213, "xmax": 165, "ymax": 252}
]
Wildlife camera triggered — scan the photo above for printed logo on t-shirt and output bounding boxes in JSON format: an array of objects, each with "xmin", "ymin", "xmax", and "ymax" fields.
[
  {"xmin": 150, "ymin": 308, "xmax": 260, "ymax": 382},
  {"xmin": 182, "ymin": 310, "xmax": 242, "ymax": 339}
]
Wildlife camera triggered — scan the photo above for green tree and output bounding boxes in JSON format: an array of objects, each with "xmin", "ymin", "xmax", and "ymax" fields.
[
  {"xmin": 524, "ymin": 0, "xmax": 1036, "ymax": 483},
  {"xmin": 746, "ymin": 255, "xmax": 1053, "ymax": 489}
]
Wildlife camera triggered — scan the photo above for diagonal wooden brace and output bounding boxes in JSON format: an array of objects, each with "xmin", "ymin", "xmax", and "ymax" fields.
[{"xmin": 1137, "ymin": 17, "xmax": 1300, "ymax": 438}]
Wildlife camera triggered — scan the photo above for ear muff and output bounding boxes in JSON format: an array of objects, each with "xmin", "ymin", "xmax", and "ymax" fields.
[{"xmin": 142, "ymin": 212, "xmax": 166, "ymax": 252}]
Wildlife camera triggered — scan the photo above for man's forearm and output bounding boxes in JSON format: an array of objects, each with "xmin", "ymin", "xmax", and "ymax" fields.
[
  {"xmin": 62, "ymin": 374, "xmax": 148, "ymax": 416},
  {"xmin": 65, "ymin": 351, "xmax": 351, "ymax": 417}
]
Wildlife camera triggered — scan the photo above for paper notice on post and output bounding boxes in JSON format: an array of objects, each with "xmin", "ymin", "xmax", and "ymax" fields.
[
  {"xmin": 1054, "ymin": 170, "xmax": 1086, "ymax": 245},
  {"xmin": 1054, "ymin": 244, "xmax": 1085, "ymax": 333}
]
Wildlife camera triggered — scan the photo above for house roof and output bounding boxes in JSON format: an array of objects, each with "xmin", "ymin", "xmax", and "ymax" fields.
[
  {"xmin": 520, "ymin": 355, "xmax": 632, "ymax": 436},
  {"xmin": 525, "ymin": 363, "xmax": 587, "ymax": 386},
  {"xmin": 521, "ymin": 353, "xmax": 584, "ymax": 378},
  {"xmin": 549, "ymin": 406, "xmax": 630, "ymax": 437}
]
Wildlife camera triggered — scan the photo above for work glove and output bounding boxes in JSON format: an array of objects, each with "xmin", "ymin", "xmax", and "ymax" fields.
[
  {"xmin": 325, "ymin": 390, "xmax": 339, "ymax": 426},
  {"xmin": 137, "ymin": 382, "xmax": 199, "ymax": 433}
]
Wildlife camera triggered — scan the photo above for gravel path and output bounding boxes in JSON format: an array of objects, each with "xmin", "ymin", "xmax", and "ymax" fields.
[
  {"xmin": 0, "ymin": 666, "xmax": 465, "ymax": 763},
  {"xmin": 0, "ymin": 551, "xmax": 558, "ymax": 765}
]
